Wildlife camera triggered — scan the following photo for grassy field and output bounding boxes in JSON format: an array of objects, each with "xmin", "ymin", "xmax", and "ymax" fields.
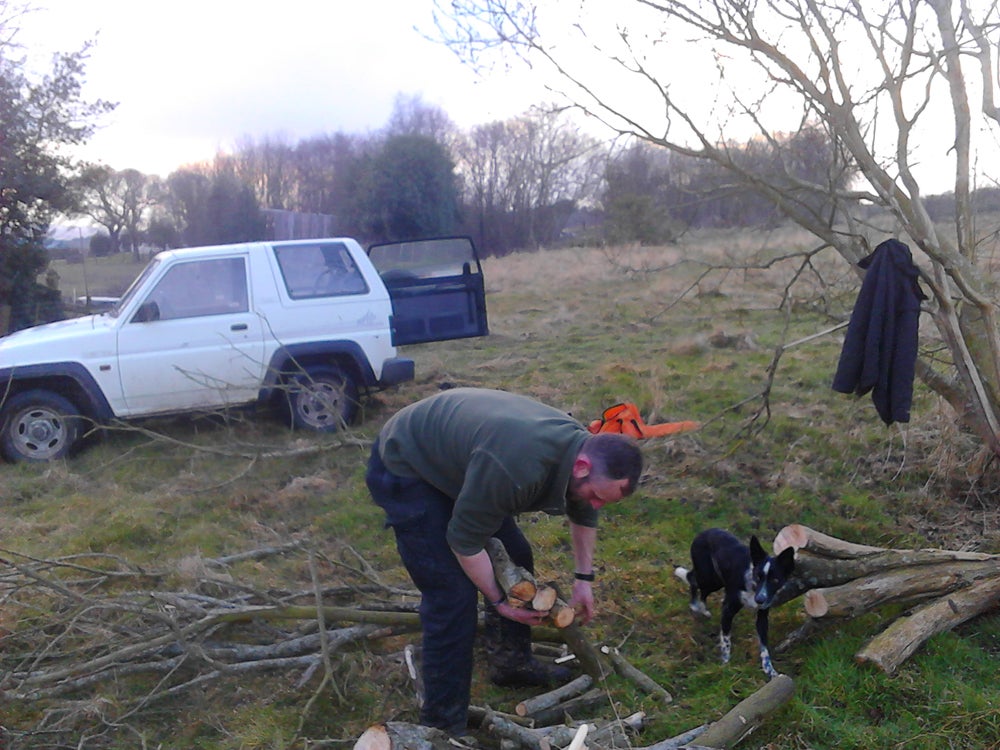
[{"xmin": 4, "ymin": 228, "xmax": 999, "ymax": 749}]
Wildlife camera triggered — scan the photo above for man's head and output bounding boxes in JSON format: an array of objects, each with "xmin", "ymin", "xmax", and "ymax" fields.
[{"xmin": 568, "ymin": 433, "xmax": 644, "ymax": 510}]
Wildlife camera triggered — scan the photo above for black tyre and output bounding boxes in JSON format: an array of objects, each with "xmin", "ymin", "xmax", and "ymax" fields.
[
  {"xmin": 0, "ymin": 390, "xmax": 82, "ymax": 462},
  {"xmin": 286, "ymin": 365, "xmax": 359, "ymax": 432}
]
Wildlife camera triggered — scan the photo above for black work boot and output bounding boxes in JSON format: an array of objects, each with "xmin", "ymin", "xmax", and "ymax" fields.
[
  {"xmin": 482, "ymin": 603, "xmax": 573, "ymax": 688},
  {"xmin": 490, "ymin": 657, "xmax": 573, "ymax": 688}
]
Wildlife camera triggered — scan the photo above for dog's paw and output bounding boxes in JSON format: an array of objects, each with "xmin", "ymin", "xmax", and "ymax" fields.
[
  {"xmin": 761, "ymin": 651, "xmax": 780, "ymax": 679},
  {"xmin": 719, "ymin": 634, "xmax": 732, "ymax": 664},
  {"xmin": 690, "ymin": 601, "xmax": 711, "ymax": 618},
  {"xmin": 673, "ymin": 566, "xmax": 689, "ymax": 582}
]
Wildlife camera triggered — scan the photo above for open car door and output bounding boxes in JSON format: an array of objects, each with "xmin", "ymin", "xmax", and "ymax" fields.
[{"xmin": 368, "ymin": 236, "xmax": 489, "ymax": 346}]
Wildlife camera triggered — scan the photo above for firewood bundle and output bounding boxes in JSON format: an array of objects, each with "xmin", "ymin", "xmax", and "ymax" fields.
[
  {"xmin": 486, "ymin": 538, "xmax": 575, "ymax": 628},
  {"xmin": 772, "ymin": 524, "xmax": 1000, "ymax": 674}
]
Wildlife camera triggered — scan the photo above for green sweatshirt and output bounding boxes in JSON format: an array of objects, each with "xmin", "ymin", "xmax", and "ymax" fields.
[{"xmin": 377, "ymin": 388, "xmax": 596, "ymax": 555}]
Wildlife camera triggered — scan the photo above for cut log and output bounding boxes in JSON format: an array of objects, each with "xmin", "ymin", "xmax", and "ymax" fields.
[
  {"xmin": 773, "ymin": 524, "xmax": 886, "ymax": 557},
  {"xmin": 545, "ymin": 598, "xmax": 576, "ymax": 628},
  {"xmin": 516, "ymin": 673, "xmax": 593, "ymax": 717},
  {"xmin": 855, "ymin": 575, "xmax": 1000, "ymax": 675},
  {"xmin": 527, "ymin": 687, "xmax": 609, "ymax": 727},
  {"xmin": 481, "ymin": 708, "xmax": 547, "ymax": 750},
  {"xmin": 532, "ymin": 584, "xmax": 558, "ymax": 612},
  {"xmin": 602, "ymin": 646, "xmax": 673, "ymax": 703},
  {"xmin": 803, "ymin": 561, "xmax": 1000, "ymax": 618},
  {"xmin": 690, "ymin": 674, "xmax": 794, "ymax": 749},
  {"xmin": 487, "ymin": 538, "xmax": 537, "ymax": 604},
  {"xmin": 353, "ymin": 721, "xmax": 455, "ymax": 750}
]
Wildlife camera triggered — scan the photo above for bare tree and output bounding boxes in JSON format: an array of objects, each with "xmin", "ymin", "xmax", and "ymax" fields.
[
  {"xmin": 386, "ymin": 93, "xmax": 458, "ymax": 143},
  {"xmin": 434, "ymin": 0, "xmax": 1000, "ymax": 458},
  {"xmin": 76, "ymin": 166, "xmax": 156, "ymax": 259},
  {"xmin": 454, "ymin": 107, "xmax": 606, "ymax": 253},
  {"xmin": 229, "ymin": 133, "xmax": 298, "ymax": 210}
]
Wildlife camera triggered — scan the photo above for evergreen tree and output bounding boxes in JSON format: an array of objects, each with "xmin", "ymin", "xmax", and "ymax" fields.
[{"xmin": 0, "ymin": 23, "xmax": 113, "ymax": 331}]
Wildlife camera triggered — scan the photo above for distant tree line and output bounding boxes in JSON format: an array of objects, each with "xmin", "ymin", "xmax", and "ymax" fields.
[
  {"xmin": 77, "ymin": 98, "xmax": 859, "ymax": 261},
  {"xmin": 0, "ymin": 2, "xmax": 977, "ymax": 333}
]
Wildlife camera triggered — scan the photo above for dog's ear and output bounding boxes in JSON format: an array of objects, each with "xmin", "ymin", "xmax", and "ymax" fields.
[
  {"xmin": 749, "ymin": 535, "xmax": 767, "ymax": 565},
  {"xmin": 775, "ymin": 546, "xmax": 796, "ymax": 574}
]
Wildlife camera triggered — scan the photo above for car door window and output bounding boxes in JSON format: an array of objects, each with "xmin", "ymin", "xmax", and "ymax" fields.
[
  {"xmin": 139, "ymin": 257, "xmax": 248, "ymax": 321},
  {"xmin": 273, "ymin": 242, "xmax": 368, "ymax": 299}
]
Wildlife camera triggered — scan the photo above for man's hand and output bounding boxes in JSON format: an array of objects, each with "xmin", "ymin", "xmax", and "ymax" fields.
[
  {"xmin": 569, "ymin": 579, "xmax": 595, "ymax": 625},
  {"xmin": 497, "ymin": 600, "xmax": 548, "ymax": 625}
]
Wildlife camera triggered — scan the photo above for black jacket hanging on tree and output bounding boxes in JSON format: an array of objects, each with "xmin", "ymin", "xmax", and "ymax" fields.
[{"xmin": 832, "ymin": 238, "xmax": 927, "ymax": 425}]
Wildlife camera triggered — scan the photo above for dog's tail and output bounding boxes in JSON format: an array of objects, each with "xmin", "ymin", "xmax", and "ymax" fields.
[{"xmin": 674, "ymin": 566, "xmax": 691, "ymax": 583}]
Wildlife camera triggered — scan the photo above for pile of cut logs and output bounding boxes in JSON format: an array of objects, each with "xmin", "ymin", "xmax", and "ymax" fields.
[{"xmin": 772, "ymin": 524, "xmax": 1000, "ymax": 675}]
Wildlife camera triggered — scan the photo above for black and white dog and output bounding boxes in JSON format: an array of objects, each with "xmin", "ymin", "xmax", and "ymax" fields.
[{"xmin": 674, "ymin": 528, "xmax": 795, "ymax": 679}]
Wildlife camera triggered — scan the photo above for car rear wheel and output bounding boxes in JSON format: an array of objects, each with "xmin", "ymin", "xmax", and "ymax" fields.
[
  {"xmin": 286, "ymin": 365, "xmax": 359, "ymax": 432},
  {"xmin": 0, "ymin": 390, "xmax": 82, "ymax": 462}
]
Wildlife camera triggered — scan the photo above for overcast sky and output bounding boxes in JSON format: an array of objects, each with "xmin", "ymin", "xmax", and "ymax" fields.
[
  {"xmin": 13, "ymin": 0, "xmax": 975, "ymax": 196},
  {"xmin": 16, "ymin": 0, "xmax": 547, "ymax": 176}
]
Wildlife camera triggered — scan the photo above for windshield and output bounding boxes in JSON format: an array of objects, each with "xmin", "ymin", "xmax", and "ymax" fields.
[{"xmin": 110, "ymin": 258, "xmax": 162, "ymax": 318}]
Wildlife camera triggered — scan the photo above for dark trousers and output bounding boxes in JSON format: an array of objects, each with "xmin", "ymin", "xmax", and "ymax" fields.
[{"xmin": 366, "ymin": 439, "xmax": 533, "ymax": 734}]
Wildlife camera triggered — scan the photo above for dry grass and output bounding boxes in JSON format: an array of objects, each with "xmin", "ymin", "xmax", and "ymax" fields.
[{"xmin": 4, "ymin": 227, "xmax": 999, "ymax": 749}]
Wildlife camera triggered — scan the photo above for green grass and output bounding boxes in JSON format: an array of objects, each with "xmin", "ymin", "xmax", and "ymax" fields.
[
  {"xmin": 49, "ymin": 251, "xmax": 150, "ymax": 300},
  {"xmin": 4, "ymin": 228, "xmax": 999, "ymax": 748}
]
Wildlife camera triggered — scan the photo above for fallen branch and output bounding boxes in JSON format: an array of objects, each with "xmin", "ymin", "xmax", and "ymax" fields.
[
  {"xmin": 516, "ymin": 674, "xmax": 593, "ymax": 717},
  {"xmin": 689, "ymin": 674, "xmax": 794, "ymax": 749},
  {"xmin": 601, "ymin": 646, "xmax": 673, "ymax": 703},
  {"xmin": 557, "ymin": 623, "xmax": 608, "ymax": 681},
  {"xmin": 480, "ymin": 708, "xmax": 546, "ymax": 750},
  {"xmin": 526, "ymin": 687, "xmax": 609, "ymax": 727}
]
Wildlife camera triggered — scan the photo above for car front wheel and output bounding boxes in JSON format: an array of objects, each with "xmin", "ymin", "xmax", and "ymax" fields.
[
  {"xmin": 286, "ymin": 366, "xmax": 359, "ymax": 432},
  {"xmin": 0, "ymin": 390, "xmax": 82, "ymax": 462}
]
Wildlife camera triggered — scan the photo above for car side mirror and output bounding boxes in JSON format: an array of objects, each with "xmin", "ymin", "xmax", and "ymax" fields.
[{"xmin": 132, "ymin": 300, "xmax": 160, "ymax": 323}]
